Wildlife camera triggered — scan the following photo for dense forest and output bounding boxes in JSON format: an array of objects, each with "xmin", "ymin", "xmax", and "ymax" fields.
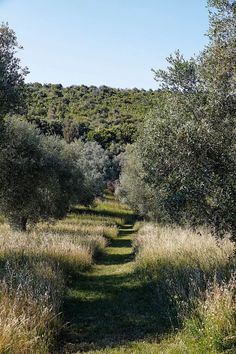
[{"xmin": 25, "ymin": 83, "xmax": 162, "ymax": 153}]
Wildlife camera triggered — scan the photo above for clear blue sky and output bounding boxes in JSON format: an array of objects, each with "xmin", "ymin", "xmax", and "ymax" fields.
[{"xmin": 0, "ymin": 0, "xmax": 209, "ymax": 89}]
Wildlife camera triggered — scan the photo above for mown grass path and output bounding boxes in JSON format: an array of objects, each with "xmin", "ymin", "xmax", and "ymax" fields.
[
  {"xmin": 61, "ymin": 218, "xmax": 164, "ymax": 354},
  {"xmin": 62, "ymin": 223, "xmax": 133, "ymax": 352}
]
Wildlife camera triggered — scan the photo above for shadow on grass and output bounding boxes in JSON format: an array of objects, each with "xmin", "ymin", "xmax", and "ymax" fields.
[
  {"xmin": 71, "ymin": 206, "xmax": 138, "ymax": 225},
  {"xmin": 61, "ymin": 225, "xmax": 173, "ymax": 353},
  {"xmin": 62, "ymin": 275, "xmax": 172, "ymax": 353},
  {"xmin": 108, "ymin": 238, "xmax": 133, "ymax": 248}
]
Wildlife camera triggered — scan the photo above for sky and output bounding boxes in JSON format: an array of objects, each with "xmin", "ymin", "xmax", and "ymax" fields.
[{"xmin": 0, "ymin": 0, "xmax": 209, "ymax": 89}]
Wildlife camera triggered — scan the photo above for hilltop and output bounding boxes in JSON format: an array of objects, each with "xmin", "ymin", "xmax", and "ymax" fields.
[{"xmin": 25, "ymin": 83, "xmax": 161, "ymax": 153}]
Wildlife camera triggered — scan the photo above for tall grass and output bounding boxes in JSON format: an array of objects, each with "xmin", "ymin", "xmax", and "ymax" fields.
[
  {"xmin": 0, "ymin": 200, "xmax": 117, "ymax": 353},
  {"xmin": 0, "ymin": 258, "xmax": 64, "ymax": 353},
  {"xmin": 0, "ymin": 224, "xmax": 97, "ymax": 274},
  {"xmin": 157, "ymin": 278, "xmax": 236, "ymax": 353},
  {"xmin": 134, "ymin": 224, "xmax": 235, "ymax": 321}
]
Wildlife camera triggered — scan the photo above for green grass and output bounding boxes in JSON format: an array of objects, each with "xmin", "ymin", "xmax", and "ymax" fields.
[
  {"xmin": 59, "ymin": 199, "xmax": 236, "ymax": 354},
  {"xmin": 74, "ymin": 196, "xmax": 136, "ymax": 226},
  {"xmin": 60, "ymin": 199, "xmax": 172, "ymax": 353},
  {"xmin": 62, "ymin": 226, "xmax": 167, "ymax": 353}
]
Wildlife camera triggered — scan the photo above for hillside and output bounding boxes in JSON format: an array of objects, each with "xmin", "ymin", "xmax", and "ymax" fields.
[{"xmin": 25, "ymin": 83, "xmax": 161, "ymax": 152}]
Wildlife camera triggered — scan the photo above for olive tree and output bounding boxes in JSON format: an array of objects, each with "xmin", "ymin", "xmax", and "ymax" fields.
[
  {"xmin": 116, "ymin": 144, "xmax": 156, "ymax": 218},
  {"xmin": 69, "ymin": 140, "xmax": 110, "ymax": 204},
  {"xmin": 0, "ymin": 23, "xmax": 28, "ymax": 117},
  {"xmin": 0, "ymin": 118, "xmax": 84, "ymax": 230},
  {"xmin": 118, "ymin": 1, "xmax": 236, "ymax": 236}
]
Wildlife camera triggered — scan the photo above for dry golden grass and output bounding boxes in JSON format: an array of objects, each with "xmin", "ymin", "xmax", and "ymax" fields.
[
  {"xmin": 156, "ymin": 277, "xmax": 236, "ymax": 353},
  {"xmin": 134, "ymin": 224, "xmax": 235, "ymax": 274},
  {"xmin": 64, "ymin": 213, "xmax": 123, "ymax": 228},
  {"xmin": 39, "ymin": 217, "xmax": 118, "ymax": 240},
  {"xmin": 134, "ymin": 224, "xmax": 235, "ymax": 320},
  {"xmin": 0, "ymin": 259, "xmax": 64, "ymax": 354},
  {"xmin": 0, "ymin": 224, "xmax": 95, "ymax": 273},
  {"xmin": 0, "ymin": 206, "xmax": 115, "ymax": 353}
]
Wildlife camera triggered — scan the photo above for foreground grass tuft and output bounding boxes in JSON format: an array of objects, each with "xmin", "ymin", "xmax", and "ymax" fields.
[
  {"xmin": 156, "ymin": 278, "xmax": 236, "ymax": 354},
  {"xmin": 0, "ymin": 258, "xmax": 64, "ymax": 353}
]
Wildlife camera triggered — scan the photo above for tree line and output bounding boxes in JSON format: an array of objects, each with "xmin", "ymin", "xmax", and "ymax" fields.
[{"xmin": 25, "ymin": 82, "xmax": 161, "ymax": 155}]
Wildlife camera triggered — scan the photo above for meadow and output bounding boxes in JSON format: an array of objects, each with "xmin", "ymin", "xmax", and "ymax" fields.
[
  {"xmin": 0, "ymin": 197, "xmax": 121, "ymax": 353},
  {"xmin": 0, "ymin": 196, "xmax": 235, "ymax": 353}
]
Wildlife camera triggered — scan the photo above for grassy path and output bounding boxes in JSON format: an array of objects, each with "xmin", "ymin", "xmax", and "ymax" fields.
[
  {"xmin": 62, "ymin": 223, "xmax": 134, "ymax": 352},
  {"xmin": 61, "ymin": 200, "xmax": 163, "ymax": 353}
]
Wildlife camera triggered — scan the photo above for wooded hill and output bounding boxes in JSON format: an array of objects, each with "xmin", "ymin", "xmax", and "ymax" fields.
[{"xmin": 25, "ymin": 83, "xmax": 161, "ymax": 153}]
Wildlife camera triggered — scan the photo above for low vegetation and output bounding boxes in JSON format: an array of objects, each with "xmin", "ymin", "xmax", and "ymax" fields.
[
  {"xmin": 0, "ymin": 257, "xmax": 64, "ymax": 353},
  {"xmin": 134, "ymin": 224, "xmax": 235, "ymax": 288},
  {"xmin": 132, "ymin": 224, "xmax": 236, "ymax": 353},
  {"xmin": 88, "ymin": 278, "xmax": 236, "ymax": 354},
  {"xmin": 0, "ymin": 198, "xmax": 119, "ymax": 353},
  {"xmin": 156, "ymin": 279, "xmax": 236, "ymax": 354}
]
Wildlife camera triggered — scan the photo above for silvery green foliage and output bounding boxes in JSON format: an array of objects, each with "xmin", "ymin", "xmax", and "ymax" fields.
[
  {"xmin": 69, "ymin": 140, "xmax": 110, "ymax": 204},
  {"xmin": 119, "ymin": 2, "xmax": 236, "ymax": 236},
  {"xmin": 152, "ymin": 50, "xmax": 200, "ymax": 93},
  {"xmin": 116, "ymin": 145, "xmax": 155, "ymax": 219},
  {"xmin": 0, "ymin": 118, "xmax": 84, "ymax": 230},
  {"xmin": 0, "ymin": 23, "xmax": 28, "ymax": 117}
]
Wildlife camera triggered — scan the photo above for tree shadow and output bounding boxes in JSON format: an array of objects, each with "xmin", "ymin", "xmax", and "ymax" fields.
[
  {"xmin": 62, "ymin": 274, "xmax": 172, "ymax": 352},
  {"xmin": 61, "ymin": 227, "xmax": 174, "ymax": 353},
  {"xmin": 71, "ymin": 206, "xmax": 137, "ymax": 225}
]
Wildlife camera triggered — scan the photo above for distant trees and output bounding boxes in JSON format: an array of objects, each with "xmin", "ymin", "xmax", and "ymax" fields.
[
  {"xmin": 87, "ymin": 122, "xmax": 137, "ymax": 151},
  {"xmin": 0, "ymin": 23, "xmax": 28, "ymax": 117},
  {"xmin": 25, "ymin": 83, "xmax": 161, "ymax": 155},
  {"xmin": 118, "ymin": 0, "xmax": 236, "ymax": 237},
  {"xmin": 70, "ymin": 141, "xmax": 110, "ymax": 205}
]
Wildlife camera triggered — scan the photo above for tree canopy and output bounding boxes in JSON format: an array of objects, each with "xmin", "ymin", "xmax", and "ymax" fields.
[
  {"xmin": 0, "ymin": 23, "xmax": 28, "ymax": 117},
  {"xmin": 118, "ymin": 0, "xmax": 236, "ymax": 237}
]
